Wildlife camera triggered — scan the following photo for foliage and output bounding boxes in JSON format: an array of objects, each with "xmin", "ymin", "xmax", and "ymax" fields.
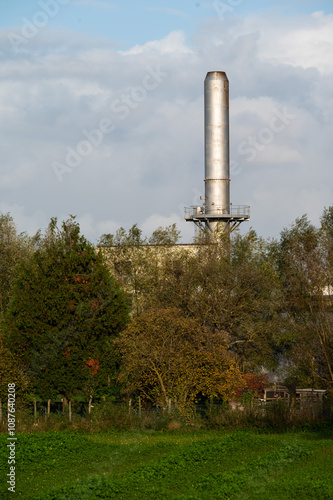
[
  {"xmin": 0, "ymin": 338, "xmax": 30, "ymax": 401},
  {"xmin": 3, "ymin": 202, "xmax": 333, "ymax": 409},
  {"xmin": 148, "ymin": 223, "xmax": 181, "ymax": 245},
  {"xmin": 0, "ymin": 212, "xmax": 40, "ymax": 399},
  {"xmin": 98, "ymin": 224, "xmax": 146, "ymax": 247},
  {"xmin": 133, "ymin": 230, "xmax": 284, "ymax": 372},
  {"xmin": 101, "ymin": 226, "xmax": 285, "ymax": 374},
  {"xmin": 235, "ymin": 373, "xmax": 270, "ymax": 399},
  {"xmin": 116, "ymin": 308, "xmax": 243, "ymax": 409},
  {"xmin": 2, "ymin": 217, "xmax": 129, "ymax": 400},
  {"xmin": 275, "ymin": 211, "xmax": 333, "ymax": 389},
  {"xmin": 98, "ymin": 223, "xmax": 181, "ymax": 247},
  {"xmin": 0, "ymin": 212, "xmax": 39, "ymax": 320}
]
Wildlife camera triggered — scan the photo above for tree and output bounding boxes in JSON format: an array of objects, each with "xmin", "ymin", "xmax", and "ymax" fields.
[
  {"xmin": 3, "ymin": 216, "xmax": 129, "ymax": 400},
  {"xmin": 98, "ymin": 224, "xmax": 182, "ymax": 316},
  {"xmin": 138, "ymin": 230, "xmax": 283, "ymax": 372},
  {"xmin": 98, "ymin": 224, "xmax": 146, "ymax": 247},
  {"xmin": 0, "ymin": 338, "xmax": 29, "ymax": 402},
  {"xmin": 148, "ymin": 223, "xmax": 181, "ymax": 245},
  {"xmin": 275, "ymin": 212, "xmax": 333, "ymax": 389},
  {"xmin": 0, "ymin": 212, "xmax": 39, "ymax": 321},
  {"xmin": 225, "ymin": 231, "xmax": 285, "ymax": 371},
  {"xmin": 99, "ymin": 224, "xmax": 284, "ymax": 373},
  {"xmin": 116, "ymin": 308, "xmax": 243, "ymax": 409}
]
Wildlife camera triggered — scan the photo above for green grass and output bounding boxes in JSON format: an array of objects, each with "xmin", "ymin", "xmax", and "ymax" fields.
[{"xmin": 1, "ymin": 427, "xmax": 332, "ymax": 499}]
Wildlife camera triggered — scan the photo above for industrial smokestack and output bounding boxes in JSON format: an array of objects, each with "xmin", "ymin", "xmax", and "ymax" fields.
[
  {"xmin": 184, "ymin": 71, "xmax": 250, "ymax": 233},
  {"xmin": 204, "ymin": 71, "xmax": 230, "ymax": 232}
]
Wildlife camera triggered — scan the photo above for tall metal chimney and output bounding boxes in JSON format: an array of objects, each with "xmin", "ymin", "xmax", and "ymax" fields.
[
  {"xmin": 185, "ymin": 71, "xmax": 250, "ymax": 233},
  {"xmin": 205, "ymin": 71, "xmax": 230, "ymax": 232}
]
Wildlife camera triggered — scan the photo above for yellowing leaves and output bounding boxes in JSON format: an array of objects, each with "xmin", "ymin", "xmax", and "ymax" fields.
[{"xmin": 116, "ymin": 308, "xmax": 244, "ymax": 409}]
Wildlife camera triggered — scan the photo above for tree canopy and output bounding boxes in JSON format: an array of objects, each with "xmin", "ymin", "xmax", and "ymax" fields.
[
  {"xmin": 2, "ymin": 208, "xmax": 333, "ymax": 409},
  {"xmin": 116, "ymin": 308, "xmax": 243, "ymax": 409},
  {"xmin": 3, "ymin": 217, "xmax": 129, "ymax": 400},
  {"xmin": 0, "ymin": 212, "xmax": 39, "ymax": 321},
  {"xmin": 274, "ymin": 213, "xmax": 333, "ymax": 389}
]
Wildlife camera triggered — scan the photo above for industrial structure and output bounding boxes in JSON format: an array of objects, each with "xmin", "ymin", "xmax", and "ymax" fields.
[{"xmin": 185, "ymin": 71, "xmax": 250, "ymax": 233}]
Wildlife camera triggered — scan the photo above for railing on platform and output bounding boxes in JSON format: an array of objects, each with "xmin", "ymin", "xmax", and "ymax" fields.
[{"xmin": 184, "ymin": 205, "xmax": 250, "ymax": 219}]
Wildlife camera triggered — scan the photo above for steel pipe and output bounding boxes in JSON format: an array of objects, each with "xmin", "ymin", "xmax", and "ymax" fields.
[{"xmin": 204, "ymin": 71, "xmax": 230, "ymax": 231}]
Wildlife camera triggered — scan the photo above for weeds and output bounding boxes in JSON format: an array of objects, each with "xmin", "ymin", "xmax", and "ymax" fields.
[
  {"xmin": 3, "ymin": 429, "xmax": 330, "ymax": 500},
  {"xmin": 0, "ymin": 398, "xmax": 331, "ymax": 435}
]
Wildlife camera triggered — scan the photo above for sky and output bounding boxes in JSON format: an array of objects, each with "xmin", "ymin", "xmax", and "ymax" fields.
[{"xmin": 0, "ymin": 0, "xmax": 332, "ymax": 243}]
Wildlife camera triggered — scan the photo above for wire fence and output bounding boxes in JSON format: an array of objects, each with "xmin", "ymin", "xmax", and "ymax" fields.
[{"xmin": 0, "ymin": 395, "xmax": 331, "ymax": 433}]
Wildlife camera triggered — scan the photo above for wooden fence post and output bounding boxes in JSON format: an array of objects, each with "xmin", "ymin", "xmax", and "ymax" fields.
[
  {"xmin": 129, "ymin": 399, "xmax": 132, "ymax": 415},
  {"xmin": 33, "ymin": 398, "xmax": 37, "ymax": 420},
  {"xmin": 47, "ymin": 399, "xmax": 51, "ymax": 416},
  {"xmin": 69, "ymin": 400, "xmax": 72, "ymax": 422},
  {"xmin": 138, "ymin": 396, "xmax": 142, "ymax": 417},
  {"xmin": 62, "ymin": 396, "xmax": 68, "ymax": 413}
]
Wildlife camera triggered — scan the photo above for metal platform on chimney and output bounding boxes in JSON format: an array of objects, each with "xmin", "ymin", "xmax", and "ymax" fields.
[{"xmin": 184, "ymin": 205, "xmax": 250, "ymax": 232}]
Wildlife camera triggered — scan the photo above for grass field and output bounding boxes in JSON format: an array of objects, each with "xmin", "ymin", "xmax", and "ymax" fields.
[{"xmin": 1, "ymin": 426, "xmax": 333, "ymax": 499}]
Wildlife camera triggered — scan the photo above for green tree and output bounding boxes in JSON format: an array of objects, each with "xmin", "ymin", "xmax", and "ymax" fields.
[
  {"xmin": 99, "ymin": 224, "xmax": 181, "ymax": 316},
  {"xmin": 140, "ymin": 230, "xmax": 283, "ymax": 372},
  {"xmin": 148, "ymin": 223, "xmax": 181, "ymax": 245},
  {"xmin": 3, "ymin": 217, "xmax": 129, "ymax": 400},
  {"xmin": 226, "ymin": 231, "xmax": 284, "ymax": 371},
  {"xmin": 0, "ymin": 338, "xmax": 30, "ymax": 402},
  {"xmin": 0, "ymin": 212, "xmax": 39, "ymax": 320},
  {"xmin": 99, "ymin": 225, "xmax": 283, "ymax": 373},
  {"xmin": 275, "ymin": 212, "xmax": 333, "ymax": 389},
  {"xmin": 98, "ymin": 224, "xmax": 146, "ymax": 247}
]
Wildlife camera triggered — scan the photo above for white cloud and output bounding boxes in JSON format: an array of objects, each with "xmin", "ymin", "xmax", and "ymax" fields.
[
  {"xmin": 122, "ymin": 31, "xmax": 193, "ymax": 55},
  {"xmin": 0, "ymin": 9, "xmax": 332, "ymax": 244},
  {"xmin": 0, "ymin": 203, "xmax": 48, "ymax": 237},
  {"xmin": 237, "ymin": 10, "xmax": 333, "ymax": 74},
  {"xmin": 77, "ymin": 214, "xmax": 122, "ymax": 242},
  {"xmin": 141, "ymin": 213, "xmax": 193, "ymax": 243}
]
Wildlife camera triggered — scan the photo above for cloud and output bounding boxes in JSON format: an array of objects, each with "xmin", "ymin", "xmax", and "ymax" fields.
[
  {"xmin": 0, "ymin": 203, "xmax": 49, "ymax": 237},
  {"xmin": 121, "ymin": 30, "xmax": 193, "ymax": 55},
  {"xmin": 0, "ymin": 9, "xmax": 332, "ymax": 245},
  {"xmin": 233, "ymin": 10, "xmax": 333, "ymax": 74},
  {"xmin": 140, "ymin": 213, "xmax": 192, "ymax": 243},
  {"xmin": 77, "ymin": 214, "xmax": 121, "ymax": 240}
]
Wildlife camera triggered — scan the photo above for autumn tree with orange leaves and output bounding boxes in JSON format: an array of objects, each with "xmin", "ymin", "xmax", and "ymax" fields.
[{"xmin": 3, "ymin": 217, "xmax": 129, "ymax": 401}]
